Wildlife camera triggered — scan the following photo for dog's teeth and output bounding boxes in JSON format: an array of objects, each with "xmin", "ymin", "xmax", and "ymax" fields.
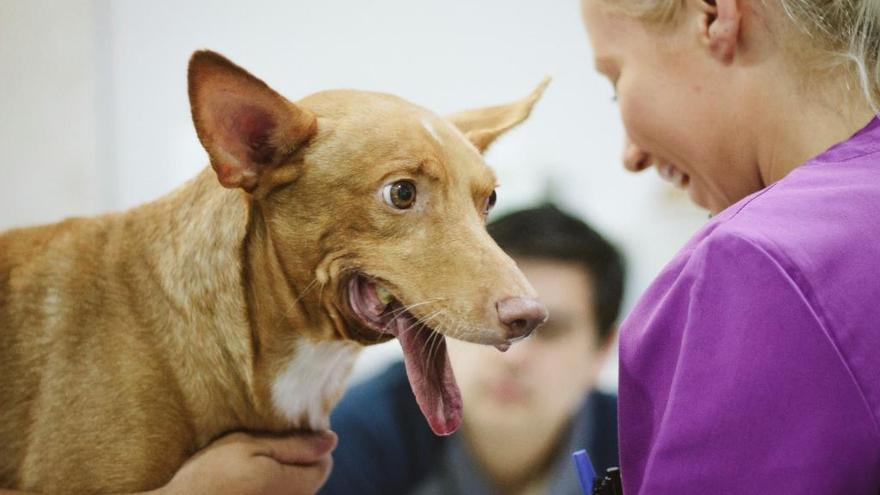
[{"xmin": 376, "ymin": 286, "xmax": 393, "ymax": 306}]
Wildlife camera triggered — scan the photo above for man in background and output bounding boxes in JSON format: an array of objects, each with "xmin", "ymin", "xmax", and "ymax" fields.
[{"xmin": 321, "ymin": 204, "xmax": 625, "ymax": 495}]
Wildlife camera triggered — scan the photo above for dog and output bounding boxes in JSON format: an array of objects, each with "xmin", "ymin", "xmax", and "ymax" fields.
[{"xmin": 0, "ymin": 50, "xmax": 549, "ymax": 494}]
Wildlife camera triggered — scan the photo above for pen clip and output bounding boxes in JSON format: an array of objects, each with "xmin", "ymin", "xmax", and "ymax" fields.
[{"xmin": 571, "ymin": 449, "xmax": 596, "ymax": 495}]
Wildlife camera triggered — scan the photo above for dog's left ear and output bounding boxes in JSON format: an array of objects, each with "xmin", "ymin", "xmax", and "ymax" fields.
[
  {"xmin": 445, "ymin": 77, "xmax": 550, "ymax": 153},
  {"xmin": 188, "ymin": 50, "xmax": 317, "ymax": 193}
]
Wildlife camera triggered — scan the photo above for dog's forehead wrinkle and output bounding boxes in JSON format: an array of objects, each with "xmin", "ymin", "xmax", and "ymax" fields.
[
  {"xmin": 480, "ymin": 166, "xmax": 498, "ymax": 189},
  {"xmin": 439, "ymin": 117, "xmax": 483, "ymax": 157},
  {"xmin": 415, "ymin": 158, "xmax": 448, "ymax": 182},
  {"xmin": 449, "ymin": 160, "xmax": 496, "ymax": 202},
  {"xmin": 421, "ymin": 117, "xmax": 443, "ymax": 145},
  {"xmin": 424, "ymin": 116, "xmax": 484, "ymax": 163}
]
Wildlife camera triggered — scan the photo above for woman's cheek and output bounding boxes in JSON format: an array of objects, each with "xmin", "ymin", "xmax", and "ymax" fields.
[{"xmin": 618, "ymin": 88, "xmax": 654, "ymax": 153}]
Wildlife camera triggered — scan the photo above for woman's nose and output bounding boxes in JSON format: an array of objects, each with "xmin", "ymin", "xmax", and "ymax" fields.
[{"xmin": 623, "ymin": 137, "xmax": 651, "ymax": 172}]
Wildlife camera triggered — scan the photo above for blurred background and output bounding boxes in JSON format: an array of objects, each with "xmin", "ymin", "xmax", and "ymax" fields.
[{"xmin": 0, "ymin": 0, "xmax": 706, "ymax": 390}]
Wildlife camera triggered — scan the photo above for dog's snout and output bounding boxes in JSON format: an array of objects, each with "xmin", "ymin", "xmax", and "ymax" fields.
[{"xmin": 496, "ymin": 297, "xmax": 548, "ymax": 342}]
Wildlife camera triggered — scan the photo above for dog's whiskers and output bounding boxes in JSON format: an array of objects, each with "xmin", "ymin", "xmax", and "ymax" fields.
[
  {"xmin": 408, "ymin": 310, "xmax": 442, "ymax": 359},
  {"xmin": 386, "ymin": 297, "xmax": 446, "ymax": 321},
  {"xmin": 386, "ymin": 300, "xmax": 440, "ymax": 336},
  {"xmin": 405, "ymin": 309, "xmax": 443, "ymax": 340},
  {"xmin": 414, "ymin": 310, "xmax": 445, "ymax": 367},
  {"xmin": 425, "ymin": 322, "xmax": 447, "ymax": 372},
  {"xmin": 281, "ymin": 277, "xmax": 321, "ymax": 318},
  {"xmin": 447, "ymin": 321, "xmax": 463, "ymax": 342}
]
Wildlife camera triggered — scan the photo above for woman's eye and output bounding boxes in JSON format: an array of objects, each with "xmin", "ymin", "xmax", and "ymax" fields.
[
  {"xmin": 484, "ymin": 190, "xmax": 497, "ymax": 214},
  {"xmin": 382, "ymin": 180, "xmax": 417, "ymax": 209}
]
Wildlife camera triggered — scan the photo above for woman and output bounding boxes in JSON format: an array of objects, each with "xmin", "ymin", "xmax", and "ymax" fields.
[{"xmin": 581, "ymin": 0, "xmax": 880, "ymax": 493}]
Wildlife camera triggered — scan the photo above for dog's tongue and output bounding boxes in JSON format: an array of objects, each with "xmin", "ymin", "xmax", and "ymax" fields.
[{"xmin": 395, "ymin": 319, "xmax": 462, "ymax": 436}]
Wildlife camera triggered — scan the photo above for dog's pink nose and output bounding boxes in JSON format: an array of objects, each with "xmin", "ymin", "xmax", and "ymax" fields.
[{"xmin": 496, "ymin": 297, "xmax": 548, "ymax": 342}]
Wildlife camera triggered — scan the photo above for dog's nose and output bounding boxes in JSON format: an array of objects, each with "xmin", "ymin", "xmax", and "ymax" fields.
[{"xmin": 496, "ymin": 297, "xmax": 548, "ymax": 342}]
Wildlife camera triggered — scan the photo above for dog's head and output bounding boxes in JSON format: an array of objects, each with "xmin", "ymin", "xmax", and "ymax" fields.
[{"xmin": 188, "ymin": 50, "xmax": 548, "ymax": 435}]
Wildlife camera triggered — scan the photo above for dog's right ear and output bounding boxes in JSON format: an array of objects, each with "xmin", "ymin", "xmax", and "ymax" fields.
[
  {"xmin": 188, "ymin": 50, "xmax": 317, "ymax": 193},
  {"xmin": 445, "ymin": 77, "xmax": 550, "ymax": 153}
]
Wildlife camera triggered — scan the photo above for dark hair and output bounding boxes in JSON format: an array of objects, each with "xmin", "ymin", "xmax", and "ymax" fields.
[{"xmin": 488, "ymin": 203, "xmax": 625, "ymax": 343}]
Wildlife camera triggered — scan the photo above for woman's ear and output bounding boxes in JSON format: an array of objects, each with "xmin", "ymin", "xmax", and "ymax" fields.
[{"xmin": 698, "ymin": 0, "xmax": 742, "ymax": 64}]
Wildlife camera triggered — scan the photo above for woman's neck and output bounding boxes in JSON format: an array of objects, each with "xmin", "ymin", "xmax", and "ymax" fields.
[{"xmin": 752, "ymin": 66, "xmax": 875, "ymax": 186}]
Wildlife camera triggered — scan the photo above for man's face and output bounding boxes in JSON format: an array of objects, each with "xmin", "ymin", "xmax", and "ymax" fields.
[{"xmin": 448, "ymin": 257, "xmax": 609, "ymax": 435}]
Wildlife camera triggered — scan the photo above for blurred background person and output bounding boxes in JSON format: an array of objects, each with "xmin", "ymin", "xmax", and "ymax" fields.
[{"xmin": 321, "ymin": 203, "xmax": 625, "ymax": 495}]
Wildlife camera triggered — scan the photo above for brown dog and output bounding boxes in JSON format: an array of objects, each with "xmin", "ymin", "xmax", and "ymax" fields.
[{"xmin": 0, "ymin": 50, "xmax": 548, "ymax": 494}]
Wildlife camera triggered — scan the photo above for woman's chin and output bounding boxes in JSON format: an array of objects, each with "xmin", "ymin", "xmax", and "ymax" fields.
[{"xmin": 686, "ymin": 184, "xmax": 724, "ymax": 214}]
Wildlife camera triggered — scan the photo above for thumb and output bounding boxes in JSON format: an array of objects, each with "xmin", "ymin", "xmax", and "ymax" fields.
[{"xmin": 252, "ymin": 430, "xmax": 338, "ymax": 465}]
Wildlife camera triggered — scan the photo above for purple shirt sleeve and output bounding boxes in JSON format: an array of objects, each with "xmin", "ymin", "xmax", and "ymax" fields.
[{"xmin": 618, "ymin": 231, "xmax": 880, "ymax": 494}]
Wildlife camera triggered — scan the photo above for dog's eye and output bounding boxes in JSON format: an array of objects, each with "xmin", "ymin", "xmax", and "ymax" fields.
[
  {"xmin": 383, "ymin": 180, "xmax": 417, "ymax": 209},
  {"xmin": 484, "ymin": 190, "xmax": 497, "ymax": 215}
]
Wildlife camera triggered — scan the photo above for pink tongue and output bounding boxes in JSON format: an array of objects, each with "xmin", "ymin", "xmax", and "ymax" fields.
[{"xmin": 396, "ymin": 320, "xmax": 462, "ymax": 436}]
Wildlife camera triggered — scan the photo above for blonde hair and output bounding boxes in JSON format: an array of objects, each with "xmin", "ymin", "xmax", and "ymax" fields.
[
  {"xmin": 600, "ymin": 0, "xmax": 880, "ymax": 111},
  {"xmin": 599, "ymin": 0, "xmax": 682, "ymax": 24}
]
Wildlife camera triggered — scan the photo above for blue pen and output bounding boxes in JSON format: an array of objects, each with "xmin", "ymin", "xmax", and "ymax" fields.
[{"xmin": 572, "ymin": 449, "xmax": 596, "ymax": 495}]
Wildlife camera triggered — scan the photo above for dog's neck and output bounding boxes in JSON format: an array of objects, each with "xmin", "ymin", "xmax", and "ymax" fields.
[
  {"xmin": 127, "ymin": 169, "xmax": 258, "ymax": 439},
  {"xmin": 127, "ymin": 168, "xmax": 355, "ymax": 442},
  {"xmin": 239, "ymin": 193, "xmax": 358, "ymax": 432}
]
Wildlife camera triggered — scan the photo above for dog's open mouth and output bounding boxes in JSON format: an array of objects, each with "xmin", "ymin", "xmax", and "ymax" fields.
[{"xmin": 347, "ymin": 273, "xmax": 462, "ymax": 436}]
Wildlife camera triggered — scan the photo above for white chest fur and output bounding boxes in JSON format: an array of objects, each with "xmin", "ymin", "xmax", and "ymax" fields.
[{"xmin": 271, "ymin": 340, "xmax": 360, "ymax": 430}]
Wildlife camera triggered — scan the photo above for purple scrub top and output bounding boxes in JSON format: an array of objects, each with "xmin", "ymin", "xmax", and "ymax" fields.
[{"xmin": 618, "ymin": 117, "xmax": 880, "ymax": 494}]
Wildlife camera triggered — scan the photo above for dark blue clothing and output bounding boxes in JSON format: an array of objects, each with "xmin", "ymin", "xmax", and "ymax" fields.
[{"xmin": 321, "ymin": 361, "xmax": 618, "ymax": 495}]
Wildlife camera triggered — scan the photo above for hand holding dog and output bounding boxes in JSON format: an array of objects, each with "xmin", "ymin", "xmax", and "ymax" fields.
[
  {"xmin": 0, "ymin": 431, "xmax": 336, "ymax": 495},
  {"xmin": 154, "ymin": 431, "xmax": 337, "ymax": 495}
]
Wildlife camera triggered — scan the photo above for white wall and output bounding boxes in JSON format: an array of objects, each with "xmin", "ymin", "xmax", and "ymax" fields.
[
  {"xmin": 0, "ymin": 0, "xmax": 708, "ymax": 390},
  {"xmin": 0, "ymin": 0, "xmax": 104, "ymax": 227}
]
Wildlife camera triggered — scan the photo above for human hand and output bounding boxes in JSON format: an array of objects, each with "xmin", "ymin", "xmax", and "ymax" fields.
[{"xmin": 154, "ymin": 430, "xmax": 337, "ymax": 495}]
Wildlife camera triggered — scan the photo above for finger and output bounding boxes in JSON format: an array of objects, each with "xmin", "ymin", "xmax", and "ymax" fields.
[
  {"xmin": 252, "ymin": 430, "xmax": 338, "ymax": 465},
  {"xmin": 274, "ymin": 456, "xmax": 334, "ymax": 495},
  {"xmin": 183, "ymin": 431, "xmax": 252, "ymax": 465},
  {"xmin": 207, "ymin": 431, "xmax": 254, "ymax": 448}
]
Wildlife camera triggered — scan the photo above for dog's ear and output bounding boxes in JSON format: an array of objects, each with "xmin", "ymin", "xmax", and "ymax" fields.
[
  {"xmin": 445, "ymin": 77, "xmax": 550, "ymax": 153},
  {"xmin": 188, "ymin": 50, "xmax": 317, "ymax": 192}
]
